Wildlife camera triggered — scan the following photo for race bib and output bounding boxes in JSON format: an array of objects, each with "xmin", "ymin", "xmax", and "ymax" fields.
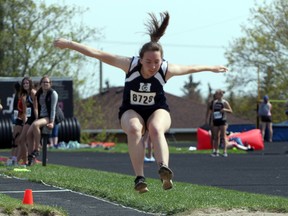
[
  {"xmin": 26, "ymin": 107, "xmax": 31, "ymax": 117},
  {"xmin": 213, "ymin": 111, "xmax": 222, "ymax": 119},
  {"xmin": 13, "ymin": 110, "xmax": 18, "ymax": 119},
  {"xmin": 130, "ymin": 90, "xmax": 156, "ymax": 105}
]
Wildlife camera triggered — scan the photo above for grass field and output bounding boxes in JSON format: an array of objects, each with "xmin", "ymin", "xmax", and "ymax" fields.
[{"xmin": 0, "ymin": 143, "xmax": 287, "ymax": 215}]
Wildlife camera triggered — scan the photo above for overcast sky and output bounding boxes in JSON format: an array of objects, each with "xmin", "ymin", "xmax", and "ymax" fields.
[{"xmin": 45, "ymin": 0, "xmax": 272, "ymax": 97}]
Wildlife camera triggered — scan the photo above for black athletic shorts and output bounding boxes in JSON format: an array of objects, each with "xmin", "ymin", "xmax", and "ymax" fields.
[
  {"xmin": 261, "ymin": 115, "xmax": 272, "ymax": 123},
  {"xmin": 25, "ymin": 116, "xmax": 36, "ymax": 125},
  {"xmin": 119, "ymin": 105, "xmax": 170, "ymax": 126},
  {"xmin": 15, "ymin": 118, "xmax": 23, "ymax": 126},
  {"xmin": 213, "ymin": 120, "xmax": 227, "ymax": 126}
]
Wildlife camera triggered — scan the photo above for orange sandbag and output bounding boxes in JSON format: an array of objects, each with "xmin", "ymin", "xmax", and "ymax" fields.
[
  {"xmin": 90, "ymin": 142, "xmax": 115, "ymax": 148},
  {"xmin": 228, "ymin": 129, "xmax": 264, "ymax": 150},
  {"xmin": 197, "ymin": 128, "xmax": 212, "ymax": 150}
]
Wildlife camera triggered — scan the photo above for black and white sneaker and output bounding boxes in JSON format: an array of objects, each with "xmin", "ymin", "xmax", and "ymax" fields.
[
  {"xmin": 210, "ymin": 152, "xmax": 219, "ymax": 157},
  {"xmin": 27, "ymin": 150, "xmax": 39, "ymax": 166},
  {"xmin": 158, "ymin": 165, "xmax": 173, "ymax": 190},
  {"xmin": 134, "ymin": 176, "xmax": 148, "ymax": 194}
]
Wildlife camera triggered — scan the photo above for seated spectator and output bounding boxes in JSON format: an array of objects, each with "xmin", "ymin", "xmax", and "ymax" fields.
[
  {"xmin": 26, "ymin": 75, "xmax": 64, "ymax": 165},
  {"xmin": 226, "ymin": 132, "xmax": 254, "ymax": 151}
]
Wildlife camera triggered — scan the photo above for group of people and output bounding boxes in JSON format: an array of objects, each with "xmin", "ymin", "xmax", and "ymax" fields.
[
  {"xmin": 53, "ymin": 11, "xmax": 228, "ymax": 193},
  {"xmin": 6, "ymin": 76, "xmax": 63, "ymax": 166},
  {"xmin": 205, "ymin": 92, "xmax": 274, "ymax": 156}
]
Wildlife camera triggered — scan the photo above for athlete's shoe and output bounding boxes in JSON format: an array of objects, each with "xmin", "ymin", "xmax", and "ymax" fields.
[
  {"xmin": 144, "ymin": 156, "xmax": 155, "ymax": 163},
  {"xmin": 134, "ymin": 176, "xmax": 149, "ymax": 194},
  {"xmin": 158, "ymin": 165, "xmax": 173, "ymax": 190},
  {"xmin": 210, "ymin": 152, "xmax": 219, "ymax": 157},
  {"xmin": 27, "ymin": 150, "xmax": 40, "ymax": 166}
]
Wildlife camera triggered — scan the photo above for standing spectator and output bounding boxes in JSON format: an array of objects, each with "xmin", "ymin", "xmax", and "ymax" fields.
[
  {"xmin": 17, "ymin": 77, "xmax": 37, "ymax": 165},
  {"xmin": 10, "ymin": 82, "xmax": 24, "ymax": 165},
  {"xmin": 205, "ymin": 93, "xmax": 216, "ymax": 148},
  {"xmin": 53, "ymin": 11, "xmax": 228, "ymax": 193},
  {"xmin": 258, "ymin": 95, "xmax": 273, "ymax": 142},
  {"xmin": 210, "ymin": 89, "xmax": 233, "ymax": 157}
]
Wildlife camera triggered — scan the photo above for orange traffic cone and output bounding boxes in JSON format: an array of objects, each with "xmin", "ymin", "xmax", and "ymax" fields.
[{"xmin": 23, "ymin": 189, "xmax": 33, "ymax": 205}]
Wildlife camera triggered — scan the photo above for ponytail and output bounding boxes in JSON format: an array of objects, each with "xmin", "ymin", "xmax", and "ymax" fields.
[
  {"xmin": 145, "ymin": 11, "xmax": 170, "ymax": 43},
  {"xmin": 139, "ymin": 11, "xmax": 170, "ymax": 58}
]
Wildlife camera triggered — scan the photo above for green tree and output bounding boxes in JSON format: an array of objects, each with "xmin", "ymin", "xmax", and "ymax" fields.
[
  {"xmin": 225, "ymin": 0, "xmax": 288, "ymax": 98},
  {"xmin": 0, "ymin": 0, "xmax": 101, "ymax": 86},
  {"xmin": 224, "ymin": 0, "xmax": 288, "ymax": 122},
  {"xmin": 181, "ymin": 74, "xmax": 203, "ymax": 103}
]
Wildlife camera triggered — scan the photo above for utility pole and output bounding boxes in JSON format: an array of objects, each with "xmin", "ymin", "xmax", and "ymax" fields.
[
  {"xmin": 256, "ymin": 65, "xmax": 260, "ymax": 129},
  {"xmin": 99, "ymin": 60, "xmax": 103, "ymax": 93}
]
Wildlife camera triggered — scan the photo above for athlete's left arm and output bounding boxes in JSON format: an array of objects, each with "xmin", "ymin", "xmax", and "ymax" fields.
[
  {"xmin": 223, "ymin": 101, "xmax": 233, "ymax": 113},
  {"xmin": 165, "ymin": 63, "xmax": 228, "ymax": 80}
]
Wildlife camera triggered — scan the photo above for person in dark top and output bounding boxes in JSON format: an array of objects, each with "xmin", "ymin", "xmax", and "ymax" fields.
[
  {"xmin": 258, "ymin": 95, "xmax": 273, "ymax": 142},
  {"xmin": 10, "ymin": 82, "xmax": 24, "ymax": 165},
  {"xmin": 26, "ymin": 75, "xmax": 62, "ymax": 166},
  {"xmin": 205, "ymin": 93, "xmax": 216, "ymax": 148},
  {"xmin": 16, "ymin": 77, "xmax": 37, "ymax": 165},
  {"xmin": 12, "ymin": 82, "xmax": 21, "ymax": 124},
  {"xmin": 53, "ymin": 11, "xmax": 228, "ymax": 193},
  {"xmin": 209, "ymin": 89, "xmax": 232, "ymax": 157}
]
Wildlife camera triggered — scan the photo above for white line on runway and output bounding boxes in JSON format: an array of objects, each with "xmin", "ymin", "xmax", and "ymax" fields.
[{"xmin": 0, "ymin": 189, "xmax": 70, "ymax": 194}]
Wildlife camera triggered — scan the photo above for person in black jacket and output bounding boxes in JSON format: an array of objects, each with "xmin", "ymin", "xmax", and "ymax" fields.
[{"xmin": 26, "ymin": 75, "xmax": 63, "ymax": 165}]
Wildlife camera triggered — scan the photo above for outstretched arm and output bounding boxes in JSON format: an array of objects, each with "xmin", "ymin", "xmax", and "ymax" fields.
[
  {"xmin": 54, "ymin": 38, "xmax": 131, "ymax": 73},
  {"xmin": 166, "ymin": 63, "xmax": 228, "ymax": 80}
]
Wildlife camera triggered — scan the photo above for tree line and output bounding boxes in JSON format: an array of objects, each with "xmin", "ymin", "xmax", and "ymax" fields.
[{"xmin": 1, "ymin": 0, "xmax": 287, "ymax": 124}]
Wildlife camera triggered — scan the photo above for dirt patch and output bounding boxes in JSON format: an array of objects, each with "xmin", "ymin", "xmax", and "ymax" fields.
[
  {"xmin": 179, "ymin": 208, "xmax": 288, "ymax": 216},
  {"xmin": 0, "ymin": 208, "xmax": 63, "ymax": 216}
]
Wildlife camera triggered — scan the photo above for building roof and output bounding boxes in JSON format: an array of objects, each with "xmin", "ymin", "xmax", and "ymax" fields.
[{"xmin": 86, "ymin": 86, "xmax": 253, "ymax": 129}]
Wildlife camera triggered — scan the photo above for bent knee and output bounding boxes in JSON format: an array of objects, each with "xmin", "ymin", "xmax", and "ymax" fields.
[{"xmin": 124, "ymin": 123, "xmax": 143, "ymax": 136}]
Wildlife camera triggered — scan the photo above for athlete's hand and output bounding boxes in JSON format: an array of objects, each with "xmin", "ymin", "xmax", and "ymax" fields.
[
  {"xmin": 211, "ymin": 65, "xmax": 228, "ymax": 73},
  {"xmin": 53, "ymin": 38, "xmax": 71, "ymax": 49}
]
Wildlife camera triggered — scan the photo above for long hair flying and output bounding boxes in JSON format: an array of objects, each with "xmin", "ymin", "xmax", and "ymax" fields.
[
  {"xmin": 145, "ymin": 11, "xmax": 170, "ymax": 43},
  {"xmin": 139, "ymin": 11, "xmax": 170, "ymax": 58}
]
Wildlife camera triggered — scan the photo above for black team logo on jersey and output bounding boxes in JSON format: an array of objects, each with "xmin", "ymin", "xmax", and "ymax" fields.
[{"xmin": 139, "ymin": 83, "xmax": 151, "ymax": 92}]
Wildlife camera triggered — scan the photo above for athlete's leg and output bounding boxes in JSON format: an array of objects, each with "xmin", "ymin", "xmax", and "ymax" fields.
[
  {"xmin": 220, "ymin": 124, "xmax": 227, "ymax": 154},
  {"xmin": 17, "ymin": 124, "xmax": 29, "ymax": 163},
  {"xmin": 147, "ymin": 109, "xmax": 173, "ymax": 190},
  {"xmin": 212, "ymin": 126, "xmax": 220, "ymax": 154},
  {"xmin": 146, "ymin": 109, "xmax": 171, "ymax": 167},
  {"xmin": 261, "ymin": 121, "xmax": 267, "ymax": 140},
  {"xmin": 120, "ymin": 110, "xmax": 145, "ymax": 177},
  {"xmin": 267, "ymin": 122, "xmax": 273, "ymax": 142}
]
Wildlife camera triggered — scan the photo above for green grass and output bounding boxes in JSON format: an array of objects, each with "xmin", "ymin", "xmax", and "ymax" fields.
[
  {"xmin": 1, "ymin": 159, "xmax": 288, "ymax": 215},
  {"xmin": 0, "ymin": 142, "xmax": 245, "ymax": 154},
  {"xmin": 0, "ymin": 143, "xmax": 280, "ymax": 215},
  {"xmin": 0, "ymin": 192, "xmax": 67, "ymax": 216}
]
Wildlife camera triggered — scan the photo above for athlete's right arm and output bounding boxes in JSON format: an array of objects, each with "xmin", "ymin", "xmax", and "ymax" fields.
[{"xmin": 54, "ymin": 38, "xmax": 131, "ymax": 73}]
